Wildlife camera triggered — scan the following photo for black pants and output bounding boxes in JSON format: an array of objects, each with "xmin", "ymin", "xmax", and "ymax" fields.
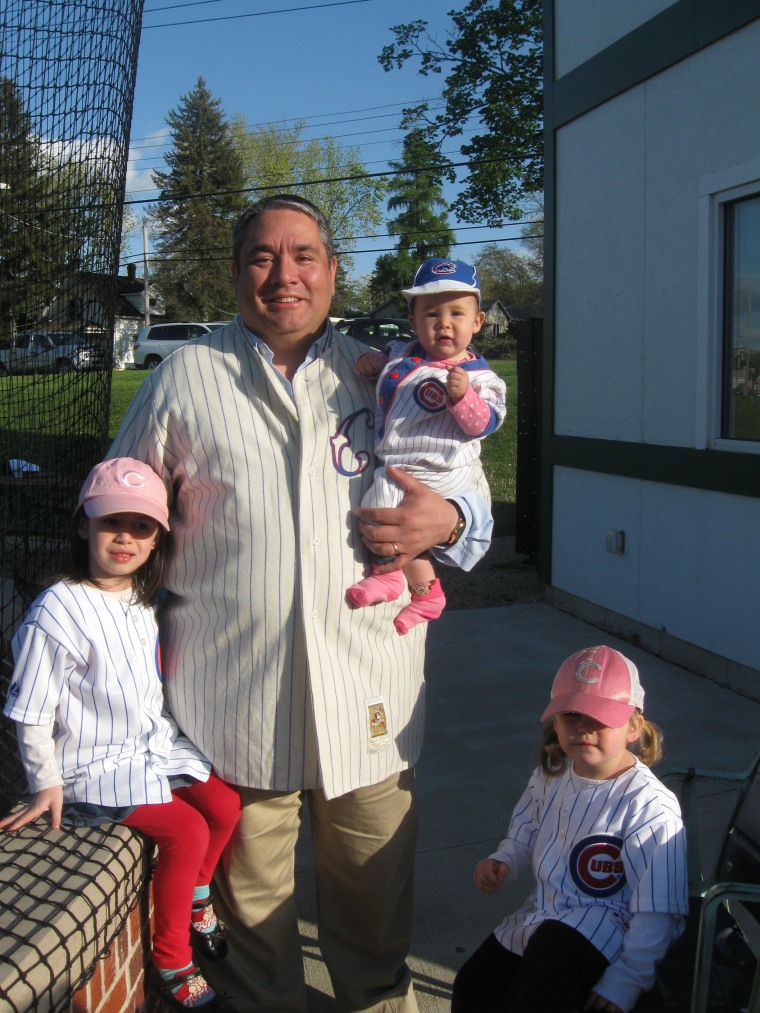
[{"xmin": 451, "ymin": 921, "xmax": 609, "ymax": 1013}]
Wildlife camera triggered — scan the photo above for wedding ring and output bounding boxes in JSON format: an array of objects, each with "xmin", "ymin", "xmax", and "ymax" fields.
[{"xmin": 392, "ymin": 542, "xmax": 399, "ymax": 555}]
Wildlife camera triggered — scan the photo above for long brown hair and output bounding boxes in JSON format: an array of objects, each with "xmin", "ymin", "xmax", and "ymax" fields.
[{"xmin": 540, "ymin": 710, "xmax": 663, "ymax": 777}]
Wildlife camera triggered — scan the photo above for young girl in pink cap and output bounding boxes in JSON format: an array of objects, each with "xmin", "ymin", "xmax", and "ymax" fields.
[
  {"xmin": 452, "ymin": 645, "xmax": 689, "ymax": 1013},
  {"xmin": 1, "ymin": 458, "xmax": 240, "ymax": 1011}
]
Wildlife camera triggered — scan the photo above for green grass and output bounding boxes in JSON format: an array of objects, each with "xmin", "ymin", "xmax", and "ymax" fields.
[
  {"xmin": 481, "ymin": 360, "xmax": 516, "ymax": 535},
  {"xmin": 109, "ymin": 361, "xmax": 519, "ymax": 535},
  {"xmin": 108, "ymin": 369, "xmax": 151, "ymax": 439}
]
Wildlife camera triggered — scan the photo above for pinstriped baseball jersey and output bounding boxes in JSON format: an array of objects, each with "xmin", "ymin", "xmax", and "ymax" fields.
[
  {"xmin": 108, "ymin": 320, "xmax": 489, "ymax": 799},
  {"xmin": 361, "ymin": 340, "xmax": 507, "ymax": 507},
  {"xmin": 4, "ymin": 581, "xmax": 211, "ymax": 806},
  {"xmin": 491, "ymin": 761, "xmax": 687, "ymax": 963}
]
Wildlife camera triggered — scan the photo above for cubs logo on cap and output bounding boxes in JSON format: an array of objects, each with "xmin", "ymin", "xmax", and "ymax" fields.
[
  {"xmin": 401, "ymin": 258, "xmax": 481, "ymax": 304},
  {"xmin": 77, "ymin": 457, "xmax": 170, "ymax": 530},
  {"xmin": 540, "ymin": 645, "xmax": 645, "ymax": 727}
]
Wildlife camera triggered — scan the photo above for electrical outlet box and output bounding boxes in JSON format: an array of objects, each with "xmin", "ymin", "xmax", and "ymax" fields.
[{"xmin": 605, "ymin": 529, "xmax": 625, "ymax": 554}]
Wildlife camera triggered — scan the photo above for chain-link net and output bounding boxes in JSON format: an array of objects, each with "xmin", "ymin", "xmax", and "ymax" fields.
[
  {"xmin": 0, "ymin": 0, "xmax": 144, "ymax": 803},
  {"xmin": 1, "ymin": 3, "xmax": 145, "ymax": 1009}
]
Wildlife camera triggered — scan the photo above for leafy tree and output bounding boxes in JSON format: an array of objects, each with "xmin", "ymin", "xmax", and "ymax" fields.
[
  {"xmin": 379, "ymin": 0, "xmax": 542, "ymax": 226},
  {"xmin": 229, "ymin": 117, "xmax": 386, "ymax": 278},
  {"xmin": 0, "ymin": 78, "xmax": 86, "ymax": 334},
  {"xmin": 520, "ymin": 190, "xmax": 544, "ymax": 276},
  {"xmin": 368, "ymin": 127, "xmax": 455, "ymax": 307},
  {"xmin": 151, "ymin": 78, "xmax": 246, "ymax": 320},
  {"xmin": 474, "ymin": 242, "xmax": 542, "ymax": 307}
]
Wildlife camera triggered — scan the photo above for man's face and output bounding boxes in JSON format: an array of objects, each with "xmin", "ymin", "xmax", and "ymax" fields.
[{"xmin": 232, "ymin": 208, "xmax": 337, "ymax": 347}]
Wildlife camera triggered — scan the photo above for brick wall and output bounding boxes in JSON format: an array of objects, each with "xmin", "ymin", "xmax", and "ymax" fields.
[{"xmin": 68, "ymin": 883, "xmax": 153, "ymax": 1013}]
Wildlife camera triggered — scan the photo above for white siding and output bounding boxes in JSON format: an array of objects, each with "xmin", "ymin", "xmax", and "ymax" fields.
[
  {"xmin": 551, "ymin": 18, "xmax": 760, "ymax": 672},
  {"xmin": 552, "ymin": 468, "xmax": 758, "ymax": 671}
]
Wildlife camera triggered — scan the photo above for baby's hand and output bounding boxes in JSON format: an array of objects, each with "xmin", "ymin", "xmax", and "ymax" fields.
[
  {"xmin": 474, "ymin": 858, "xmax": 507, "ymax": 894},
  {"xmin": 446, "ymin": 365, "xmax": 470, "ymax": 402},
  {"xmin": 0, "ymin": 786, "xmax": 63, "ymax": 832},
  {"xmin": 356, "ymin": 351, "xmax": 385, "ymax": 379}
]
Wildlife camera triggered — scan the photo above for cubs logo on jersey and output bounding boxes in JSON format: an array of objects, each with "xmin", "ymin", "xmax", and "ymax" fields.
[
  {"xmin": 569, "ymin": 834, "xmax": 626, "ymax": 898},
  {"xmin": 413, "ymin": 378, "xmax": 448, "ymax": 413}
]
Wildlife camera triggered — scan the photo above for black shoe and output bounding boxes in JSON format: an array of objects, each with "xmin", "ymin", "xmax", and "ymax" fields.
[
  {"xmin": 145, "ymin": 962, "xmax": 236, "ymax": 1010},
  {"xmin": 190, "ymin": 921, "xmax": 229, "ymax": 961}
]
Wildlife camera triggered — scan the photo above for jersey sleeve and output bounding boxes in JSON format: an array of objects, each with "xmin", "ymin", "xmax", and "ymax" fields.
[
  {"xmin": 489, "ymin": 768, "xmax": 544, "ymax": 880},
  {"xmin": 447, "ymin": 384, "xmax": 501, "ymax": 436},
  {"xmin": 4, "ymin": 622, "xmax": 71, "ymax": 725},
  {"xmin": 468, "ymin": 370, "xmax": 507, "ymax": 436},
  {"xmin": 591, "ymin": 911, "xmax": 685, "ymax": 1012},
  {"xmin": 624, "ymin": 816, "xmax": 689, "ymax": 915}
]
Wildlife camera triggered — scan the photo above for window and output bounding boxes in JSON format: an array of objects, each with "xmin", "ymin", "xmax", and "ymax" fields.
[{"xmin": 722, "ymin": 194, "xmax": 760, "ymax": 441}]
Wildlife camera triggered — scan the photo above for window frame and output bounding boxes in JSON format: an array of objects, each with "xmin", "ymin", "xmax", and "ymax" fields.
[{"xmin": 697, "ymin": 158, "xmax": 760, "ymax": 454}]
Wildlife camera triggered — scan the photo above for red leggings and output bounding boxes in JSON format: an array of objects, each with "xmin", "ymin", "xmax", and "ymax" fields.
[{"xmin": 121, "ymin": 772, "xmax": 241, "ymax": 970}]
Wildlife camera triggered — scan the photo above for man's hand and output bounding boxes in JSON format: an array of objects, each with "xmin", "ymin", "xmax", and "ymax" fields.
[
  {"xmin": 355, "ymin": 466, "xmax": 460, "ymax": 573},
  {"xmin": 0, "ymin": 785, "xmax": 63, "ymax": 832}
]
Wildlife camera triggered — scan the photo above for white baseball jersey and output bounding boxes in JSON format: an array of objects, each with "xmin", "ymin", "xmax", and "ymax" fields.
[
  {"xmin": 108, "ymin": 319, "xmax": 492, "ymax": 799},
  {"xmin": 4, "ymin": 581, "xmax": 211, "ymax": 806},
  {"xmin": 362, "ymin": 340, "xmax": 507, "ymax": 508},
  {"xmin": 490, "ymin": 760, "xmax": 687, "ymax": 966}
]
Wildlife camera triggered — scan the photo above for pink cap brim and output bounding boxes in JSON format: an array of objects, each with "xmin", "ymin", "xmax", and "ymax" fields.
[
  {"xmin": 82, "ymin": 494, "xmax": 169, "ymax": 531},
  {"xmin": 541, "ymin": 694, "xmax": 635, "ymax": 728}
]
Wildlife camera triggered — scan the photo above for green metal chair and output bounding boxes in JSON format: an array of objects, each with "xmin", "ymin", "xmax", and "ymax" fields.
[{"xmin": 657, "ymin": 754, "xmax": 760, "ymax": 1012}]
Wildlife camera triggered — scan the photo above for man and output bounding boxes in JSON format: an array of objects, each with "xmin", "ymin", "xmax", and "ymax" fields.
[{"xmin": 109, "ymin": 195, "xmax": 492, "ymax": 1011}]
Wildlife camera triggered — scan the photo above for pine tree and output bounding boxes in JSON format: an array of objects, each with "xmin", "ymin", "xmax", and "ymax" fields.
[
  {"xmin": 151, "ymin": 78, "xmax": 246, "ymax": 320},
  {"xmin": 369, "ymin": 127, "xmax": 454, "ymax": 307}
]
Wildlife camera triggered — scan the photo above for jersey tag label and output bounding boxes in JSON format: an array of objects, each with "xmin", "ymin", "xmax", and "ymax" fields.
[{"xmin": 365, "ymin": 697, "xmax": 390, "ymax": 751}]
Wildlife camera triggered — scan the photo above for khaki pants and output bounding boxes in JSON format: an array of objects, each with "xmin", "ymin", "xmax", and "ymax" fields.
[{"xmin": 209, "ymin": 770, "xmax": 420, "ymax": 1012}]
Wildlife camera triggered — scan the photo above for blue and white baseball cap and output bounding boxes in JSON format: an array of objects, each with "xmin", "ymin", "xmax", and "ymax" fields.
[{"xmin": 402, "ymin": 258, "xmax": 481, "ymax": 305}]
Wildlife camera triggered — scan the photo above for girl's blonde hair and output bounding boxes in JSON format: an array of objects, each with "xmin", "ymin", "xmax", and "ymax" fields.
[{"xmin": 540, "ymin": 710, "xmax": 663, "ymax": 777}]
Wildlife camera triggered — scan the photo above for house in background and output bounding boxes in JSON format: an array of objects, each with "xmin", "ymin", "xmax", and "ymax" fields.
[
  {"xmin": 543, "ymin": 2, "xmax": 760, "ymax": 694},
  {"xmin": 480, "ymin": 299, "xmax": 511, "ymax": 339},
  {"xmin": 40, "ymin": 264, "xmax": 164, "ymax": 368}
]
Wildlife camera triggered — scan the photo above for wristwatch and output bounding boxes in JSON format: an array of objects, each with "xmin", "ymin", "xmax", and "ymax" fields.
[{"xmin": 438, "ymin": 501, "xmax": 467, "ymax": 547}]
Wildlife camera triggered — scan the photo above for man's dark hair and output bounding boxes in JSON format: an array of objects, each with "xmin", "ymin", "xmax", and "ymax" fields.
[{"xmin": 232, "ymin": 194, "xmax": 336, "ymax": 267}]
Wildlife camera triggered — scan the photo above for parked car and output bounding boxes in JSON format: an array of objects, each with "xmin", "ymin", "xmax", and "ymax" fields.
[
  {"xmin": 0, "ymin": 330, "xmax": 107, "ymax": 374},
  {"xmin": 334, "ymin": 317, "xmax": 415, "ymax": 349},
  {"xmin": 132, "ymin": 321, "xmax": 230, "ymax": 370}
]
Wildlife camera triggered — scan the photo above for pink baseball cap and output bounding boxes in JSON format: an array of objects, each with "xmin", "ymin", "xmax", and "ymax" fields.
[
  {"xmin": 540, "ymin": 645, "xmax": 645, "ymax": 727},
  {"xmin": 77, "ymin": 458, "xmax": 170, "ymax": 530}
]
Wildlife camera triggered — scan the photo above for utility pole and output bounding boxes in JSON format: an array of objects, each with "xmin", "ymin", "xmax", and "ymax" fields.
[{"xmin": 142, "ymin": 219, "xmax": 150, "ymax": 327}]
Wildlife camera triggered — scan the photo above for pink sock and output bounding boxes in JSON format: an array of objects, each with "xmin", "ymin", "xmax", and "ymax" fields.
[
  {"xmin": 393, "ymin": 580, "xmax": 446, "ymax": 635},
  {"xmin": 347, "ymin": 570, "xmax": 405, "ymax": 608}
]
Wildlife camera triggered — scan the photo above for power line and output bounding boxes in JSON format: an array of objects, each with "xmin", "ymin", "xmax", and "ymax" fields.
[
  {"xmin": 124, "ymin": 152, "xmax": 539, "ymax": 208},
  {"xmin": 127, "ymin": 98, "xmax": 446, "ymax": 149},
  {"xmin": 118, "ymin": 231, "xmax": 544, "ymax": 271},
  {"xmin": 142, "ymin": 0, "xmax": 373, "ymax": 30}
]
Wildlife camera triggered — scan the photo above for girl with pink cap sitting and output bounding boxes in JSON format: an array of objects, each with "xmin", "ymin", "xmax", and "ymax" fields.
[{"xmin": 452, "ymin": 645, "xmax": 688, "ymax": 1013}]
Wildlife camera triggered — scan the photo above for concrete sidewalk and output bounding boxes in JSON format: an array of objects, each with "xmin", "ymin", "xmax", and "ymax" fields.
[{"xmin": 298, "ymin": 602, "xmax": 760, "ymax": 1010}]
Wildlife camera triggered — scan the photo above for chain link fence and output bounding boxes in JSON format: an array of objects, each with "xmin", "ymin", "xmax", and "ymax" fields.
[{"xmin": 1, "ymin": 2, "xmax": 145, "ymax": 1008}]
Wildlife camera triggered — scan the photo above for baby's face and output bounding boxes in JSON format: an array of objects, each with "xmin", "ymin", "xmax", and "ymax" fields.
[{"xmin": 409, "ymin": 292, "xmax": 485, "ymax": 362}]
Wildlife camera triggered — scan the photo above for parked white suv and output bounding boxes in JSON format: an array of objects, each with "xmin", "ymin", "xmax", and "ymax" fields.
[{"xmin": 132, "ymin": 321, "xmax": 230, "ymax": 370}]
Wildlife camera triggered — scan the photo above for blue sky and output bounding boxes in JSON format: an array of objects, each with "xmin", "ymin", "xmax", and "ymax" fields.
[{"xmin": 125, "ymin": 0, "xmax": 526, "ymax": 280}]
